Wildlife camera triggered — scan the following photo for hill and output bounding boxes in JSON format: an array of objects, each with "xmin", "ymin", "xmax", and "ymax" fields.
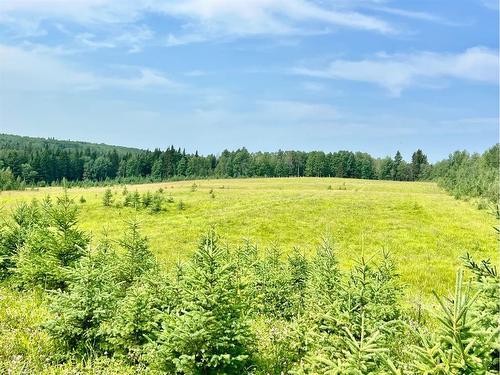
[{"xmin": 0, "ymin": 133, "xmax": 143, "ymax": 155}]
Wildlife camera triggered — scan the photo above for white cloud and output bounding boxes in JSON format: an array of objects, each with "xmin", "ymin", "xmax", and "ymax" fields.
[
  {"xmin": 0, "ymin": 44, "xmax": 180, "ymax": 92},
  {"xmin": 159, "ymin": 0, "xmax": 393, "ymax": 40},
  {"xmin": 372, "ymin": 6, "xmax": 452, "ymax": 24},
  {"xmin": 165, "ymin": 33, "xmax": 208, "ymax": 47},
  {"xmin": 293, "ymin": 47, "xmax": 499, "ymax": 95},
  {"xmin": 0, "ymin": 0, "xmax": 394, "ymax": 48}
]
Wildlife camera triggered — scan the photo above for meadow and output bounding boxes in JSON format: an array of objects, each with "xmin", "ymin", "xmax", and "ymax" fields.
[
  {"xmin": 0, "ymin": 177, "xmax": 495, "ymax": 303},
  {"xmin": 1, "ymin": 176, "xmax": 498, "ymax": 374}
]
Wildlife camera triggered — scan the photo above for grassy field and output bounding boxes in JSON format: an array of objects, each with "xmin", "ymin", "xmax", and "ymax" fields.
[{"xmin": 0, "ymin": 177, "xmax": 496, "ymax": 305}]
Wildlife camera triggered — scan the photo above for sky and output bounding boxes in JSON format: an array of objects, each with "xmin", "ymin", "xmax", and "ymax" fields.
[{"xmin": 0, "ymin": 0, "xmax": 498, "ymax": 161}]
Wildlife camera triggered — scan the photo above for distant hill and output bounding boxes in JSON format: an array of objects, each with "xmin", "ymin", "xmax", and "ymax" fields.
[{"xmin": 0, "ymin": 133, "xmax": 143, "ymax": 155}]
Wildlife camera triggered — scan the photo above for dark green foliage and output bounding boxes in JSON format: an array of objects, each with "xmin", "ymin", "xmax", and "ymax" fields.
[
  {"xmin": 5, "ymin": 134, "xmax": 496, "ymax": 196},
  {"xmin": 411, "ymin": 149, "xmax": 430, "ymax": 180},
  {"xmin": 150, "ymin": 229, "xmax": 254, "ymax": 374}
]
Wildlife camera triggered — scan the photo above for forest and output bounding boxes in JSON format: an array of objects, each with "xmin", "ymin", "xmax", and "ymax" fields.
[{"xmin": 0, "ymin": 134, "xmax": 498, "ymax": 203}]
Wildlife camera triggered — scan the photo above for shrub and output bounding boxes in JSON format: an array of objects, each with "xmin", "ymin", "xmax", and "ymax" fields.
[
  {"xmin": 124, "ymin": 190, "xmax": 141, "ymax": 209},
  {"xmin": 253, "ymin": 246, "xmax": 301, "ymax": 320}
]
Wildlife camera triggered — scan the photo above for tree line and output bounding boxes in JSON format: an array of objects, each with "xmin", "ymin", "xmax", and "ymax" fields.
[
  {"xmin": 432, "ymin": 144, "xmax": 499, "ymax": 204},
  {"xmin": 0, "ymin": 134, "xmax": 497, "ymax": 203},
  {"xmin": 0, "ymin": 193, "xmax": 498, "ymax": 373},
  {"xmin": 0, "ymin": 134, "xmax": 432, "ymax": 185}
]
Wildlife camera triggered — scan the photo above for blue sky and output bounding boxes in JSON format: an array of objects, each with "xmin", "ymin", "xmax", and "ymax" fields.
[{"xmin": 0, "ymin": 0, "xmax": 498, "ymax": 161}]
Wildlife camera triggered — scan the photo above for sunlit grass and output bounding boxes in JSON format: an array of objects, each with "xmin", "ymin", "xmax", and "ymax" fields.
[{"xmin": 0, "ymin": 177, "xmax": 496, "ymax": 307}]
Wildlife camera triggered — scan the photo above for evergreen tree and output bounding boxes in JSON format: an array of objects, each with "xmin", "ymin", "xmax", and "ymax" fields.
[
  {"xmin": 411, "ymin": 149, "xmax": 428, "ymax": 180},
  {"xmin": 102, "ymin": 188, "xmax": 113, "ymax": 207},
  {"xmin": 13, "ymin": 193, "xmax": 89, "ymax": 290},
  {"xmin": 152, "ymin": 229, "xmax": 253, "ymax": 374}
]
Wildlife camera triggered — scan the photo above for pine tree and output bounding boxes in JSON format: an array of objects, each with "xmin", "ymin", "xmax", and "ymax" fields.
[
  {"xmin": 152, "ymin": 229, "xmax": 254, "ymax": 374},
  {"xmin": 411, "ymin": 149, "xmax": 428, "ymax": 180},
  {"xmin": 117, "ymin": 221, "xmax": 156, "ymax": 286},
  {"xmin": 13, "ymin": 192, "xmax": 89, "ymax": 290},
  {"xmin": 102, "ymin": 188, "xmax": 113, "ymax": 207}
]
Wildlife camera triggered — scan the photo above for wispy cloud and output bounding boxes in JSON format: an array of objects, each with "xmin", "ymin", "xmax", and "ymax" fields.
[
  {"xmin": 372, "ymin": 6, "xmax": 456, "ymax": 25},
  {"xmin": 293, "ymin": 47, "xmax": 499, "ymax": 96},
  {"xmin": 159, "ymin": 0, "xmax": 393, "ymax": 43},
  {"xmin": 0, "ymin": 0, "xmax": 394, "ymax": 50},
  {"xmin": 0, "ymin": 44, "xmax": 181, "ymax": 92}
]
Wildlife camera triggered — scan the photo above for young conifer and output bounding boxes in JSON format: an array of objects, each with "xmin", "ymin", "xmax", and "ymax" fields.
[{"xmin": 151, "ymin": 229, "xmax": 254, "ymax": 374}]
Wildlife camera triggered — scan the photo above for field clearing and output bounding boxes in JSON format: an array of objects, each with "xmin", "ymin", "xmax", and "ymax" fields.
[{"xmin": 0, "ymin": 177, "xmax": 496, "ymax": 305}]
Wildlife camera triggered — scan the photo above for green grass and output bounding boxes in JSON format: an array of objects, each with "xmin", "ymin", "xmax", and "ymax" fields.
[{"xmin": 0, "ymin": 177, "xmax": 496, "ymax": 306}]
